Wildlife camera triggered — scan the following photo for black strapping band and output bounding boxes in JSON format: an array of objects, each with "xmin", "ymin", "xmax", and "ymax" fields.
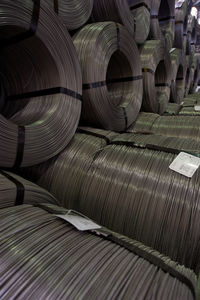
[
  {"xmin": 129, "ymin": 2, "xmax": 151, "ymax": 13},
  {"xmin": 7, "ymin": 87, "xmax": 82, "ymax": 102},
  {"xmin": 155, "ymin": 83, "xmax": 170, "ymax": 87},
  {"xmin": 83, "ymin": 76, "xmax": 143, "ymax": 90},
  {"xmin": 116, "ymin": 23, "xmax": 120, "ymax": 49},
  {"xmin": 176, "ymin": 77, "xmax": 184, "ymax": 80},
  {"xmin": 110, "ymin": 140, "xmax": 183, "ymax": 156},
  {"xmin": 103, "ymin": 234, "xmax": 196, "ymax": 299},
  {"xmin": 183, "ymin": 33, "xmax": 187, "ymax": 36},
  {"xmin": 159, "ymin": 16, "xmax": 175, "ymax": 22},
  {"xmin": 0, "ymin": 0, "xmax": 40, "ymax": 48},
  {"xmin": 175, "ymin": 20, "xmax": 184, "ymax": 25},
  {"xmin": 77, "ymin": 128, "xmax": 111, "ymax": 144},
  {"xmin": 13, "ymin": 126, "xmax": 25, "ymax": 169},
  {"xmin": 54, "ymin": 0, "xmax": 59, "ymax": 14},
  {"xmin": 142, "ymin": 68, "xmax": 154, "ymax": 74},
  {"xmin": 145, "ymin": 144, "xmax": 180, "ymax": 154},
  {"xmin": 0, "ymin": 170, "xmax": 25, "ymax": 205},
  {"xmin": 151, "ymin": 15, "xmax": 158, "ymax": 19}
]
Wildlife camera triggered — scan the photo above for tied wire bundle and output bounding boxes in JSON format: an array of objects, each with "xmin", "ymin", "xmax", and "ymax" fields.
[
  {"xmin": 76, "ymin": 133, "xmax": 200, "ymax": 274},
  {"xmin": 128, "ymin": 112, "xmax": 200, "ymax": 142},
  {"xmin": 0, "ymin": 170, "xmax": 58, "ymax": 209},
  {"xmin": 73, "ymin": 22, "xmax": 143, "ymax": 131},
  {"xmin": 0, "ymin": 1, "xmax": 82, "ymax": 168},
  {"xmin": 185, "ymin": 55, "xmax": 193, "ymax": 97},
  {"xmin": 46, "ymin": 0, "xmax": 93, "ymax": 31},
  {"xmin": 0, "ymin": 204, "xmax": 197, "ymax": 300},
  {"xmin": 150, "ymin": 0, "xmax": 175, "ymax": 50},
  {"xmin": 189, "ymin": 54, "xmax": 200, "ymax": 94},
  {"xmin": 20, "ymin": 127, "xmax": 118, "ymax": 209},
  {"xmin": 174, "ymin": 0, "xmax": 188, "ymax": 50},
  {"xmin": 170, "ymin": 48, "xmax": 186, "ymax": 103},
  {"xmin": 91, "ymin": 0, "xmax": 151, "ymax": 45},
  {"xmin": 186, "ymin": 15, "xmax": 197, "ymax": 55},
  {"xmin": 140, "ymin": 40, "xmax": 172, "ymax": 114},
  {"xmin": 179, "ymin": 96, "xmax": 200, "ymax": 116},
  {"xmin": 164, "ymin": 102, "xmax": 182, "ymax": 115}
]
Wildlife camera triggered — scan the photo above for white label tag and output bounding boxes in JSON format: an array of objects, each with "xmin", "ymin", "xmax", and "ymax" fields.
[
  {"xmin": 175, "ymin": 0, "xmax": 184, "ymax": 8},
  {"xmin": 170, "ymin": 48, "xmax": 176, "ymax": 53},
  {"xmin": 194, "ymin": 106, "xmax": 200, "ymax": 111},
  {"xmin": 55, "ymin": 213, "xmax": 101, "ymax": 231},
  {"xmin": 169, "ymin": 152, "xmax": 200, "ymax": 178},
  {"xmin": 181, "ymin": 101, "xmax": 184, "ymax": 105}
]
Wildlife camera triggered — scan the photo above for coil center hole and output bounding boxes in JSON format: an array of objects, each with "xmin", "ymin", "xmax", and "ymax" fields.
[{"xmin": 106, "ymin": 50, "xmax": 133, "ymax": 106}]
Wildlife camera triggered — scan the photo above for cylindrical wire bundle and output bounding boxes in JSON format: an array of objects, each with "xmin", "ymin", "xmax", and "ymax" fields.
[
  {"xmin": 164, "ymin": 102, "xmax": 182, "ymax": 115},
  {"xmin": 91, "ymin": 0, "xmax": 151, "ymax": 44},
  {"xmin": 128, "ymin": 112, "xmax": 200, "ymax": 142},
  {"xmin": 77, "ymin": 134, "xmax": 200, "ymax": 273},
  {"xmin": 186, "ymin": 15, "xmax": 197, "ymax": 55},
  {"xmin": 20, "ymin": 128, "xmax": 118, "ymax": 209},
  {"xmin": 174, "ymin": 0, "xmax": 188, "ymax": 50},
  {"xmin": 0, "ymin": 204, "xmax": 197, "ymax": 300},
  {"xmin": 0, "ymin": 1, "xmax": 82, "ymax": 168},
  {"xmin": 45, "ymin": 0, "xmax": 93, "ymax": 31},
  {"xmin": 170, "ymin": 48, "xmax": 186, "ymax": 103},
  {"xmin": 189, "ymin": 54, "xmax": 200, "ymax": 94},
  {"xmin": 185, "ymin": 55, "xmax": 193, "ymax": 97},
  {"xmin": 73, "ymin": 22, "xmax": 143, "ymax": 131},
  {"xmin": 150, "ymin": 0, "xmax": 175, "ymax": 50},
  {"xmin": 0, "ymin": 170, "xmax": 58, "ymax": 209},
  {"xmin": 127, "ymin": 112, "xmax": 160, "ymax": 133},
  {"xmin": 179, "ymin": 94, "xmax": 200, "ymax": 115},
  {"xmin": 140, "ymin": 40, "xmax": 172, "ymax": 114}
]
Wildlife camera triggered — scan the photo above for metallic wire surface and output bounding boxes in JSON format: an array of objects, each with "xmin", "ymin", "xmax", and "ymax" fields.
[
  {"xmin": 46, "ymin": 0, "xmax": 93, "ymax": 30},
  {"xmin": 20, "ymin": 128, "xmax": 118, "ymax": 209},
  {"xmin": 76, "ymin": 134, "xmax": 200, "ymax": 274},
  {"xmin": 0, "ymin": 204, "xmax": 197, "ymax": 300},
  {"xmin": 91, "ymin": 0, "xmax": 151, "ymax": 44},
  {"xmin": 73, "ymin": 22, "xmax": 143, "ymax": 131},
  {"xmin": 0, "ymin": 171, "xmax": 58, "ymax": 208},
  {"xmin": 0, "ymin": 1, "xmax": 82, "ymax": 168},
  {"xmin": 170, "ymin": 48, "xmax": 186, "ymax": 103},
  {"xmin": 128, "ymin": 111, "xmax": 200, "ymax": 141},
  {"xmin": 20, "ymin": 129, "xmax": 200, "ymax": 274},
  {"xmin": 140, "ymin": 40, "xmax": 172, "ymax": 114},
  {"xmin": 150, "ymin": 0, "xmax": 175, "ymax": 50}
]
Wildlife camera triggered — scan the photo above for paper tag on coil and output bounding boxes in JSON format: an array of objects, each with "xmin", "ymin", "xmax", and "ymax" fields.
[
  {"xmin": 169, "ymin": 152, "xmax": 200, "ymax": 178},
  {"xmin": 175, "ymin": 0, "xmax": 184, "ymax": 8},
  {"xmin": 170, "ymin": 48, "xmax": 176, "ymax": 53},
  {"xmin": 55, "ymin": 212, "xmax": 101, "ymax": 231},
  {"xmin": 194, "ymin": 106, "xmax": 200, "ymax": 111}
]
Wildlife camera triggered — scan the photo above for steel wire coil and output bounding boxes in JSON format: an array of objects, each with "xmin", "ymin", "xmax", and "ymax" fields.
[
  {"xmin": 174, "ymin": 1, "xmax": 188, "ymax": 50},
  {"xmin": 140, "ymin": 40, "xmax": 172, "ymax": 114},
  {"xmin": 189, "ymin": 54, "xmax": 200, "ymax": 94},
  {"xmin": 186, "ymin": 15, "xmax": 197, "ymax": 55},
  {"xmin": 73, "ymin": 22, "xmax": 143, "ymax": 131},
  {"xmin": 0, "ymin": 170, "xmax": 58, "ymax": 209},
  {"xmin": 150, "ymin": 0, "xmax": 175, "ymax": 50},
  {"xmin": 76, "ymin": 134, "xmax": 200, "ymax": 274},
  {"xmin": 170, "ymin": 48, "xmax": 186, "ymax": 103},
  {"xmin": 19, "ymin": 128, "xmax": 118, "ymax": 209},
  {"xmin": 0, "ymin": 1, "xmax": 82, "ymax": 168},
  {"xmin": 164, "ymin": 102, "xmax": 182, "ymax": 115},
  {"xmin": 128, "ymin": 112, "xmax": 200, "ymax": 142},
  {"xmin": 185, "ymin": 55, "xmax": 193, "ymax": 97},
  {"xmin": 0, "ymin": 204, "xmax": 197, "ymax": 300},
  {"xmin": 91, "ymin": 0, "xmax": 151, "ymax": 45},
  {"xmin": 46, "ymin": 0, "xmax": 93, "ymax": 31}
]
